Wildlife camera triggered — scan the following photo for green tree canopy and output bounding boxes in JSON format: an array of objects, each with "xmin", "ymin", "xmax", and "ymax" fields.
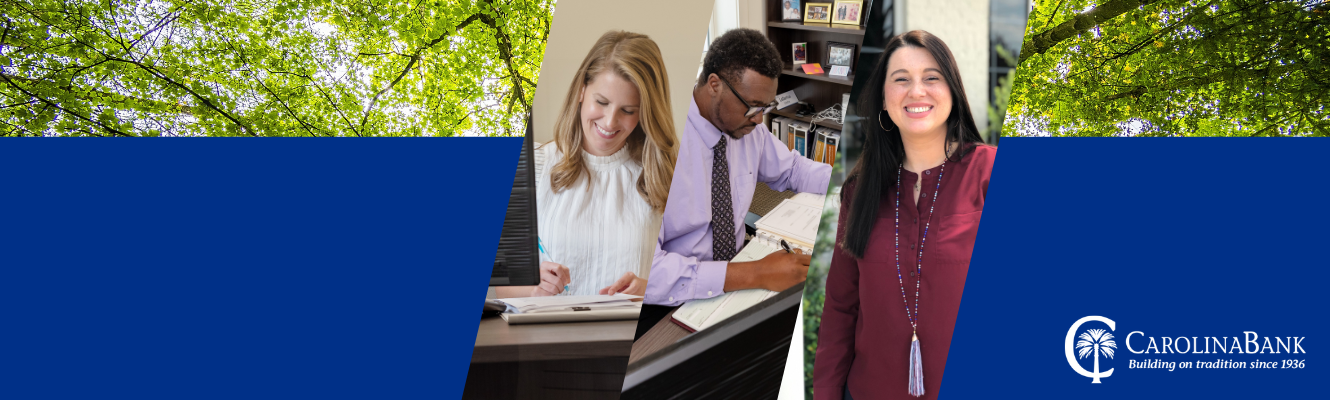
[
  {"xmin": 1, "ymin": 0, "xmax": 552, "ymax": 136},
  {"xmin": 1006, "ymin": 0, "xmax": 1329, "ymax": 136}
]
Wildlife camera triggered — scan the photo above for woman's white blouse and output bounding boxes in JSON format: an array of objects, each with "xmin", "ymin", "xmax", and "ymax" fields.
[{"xmin": 535, "ymin": 142, "xmax": 652, "ymax": 296}]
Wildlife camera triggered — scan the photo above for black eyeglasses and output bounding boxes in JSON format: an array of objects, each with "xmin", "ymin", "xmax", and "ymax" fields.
[{"xmin": 718, "ymin": 75, "xmax": 778, "ymax": 118}]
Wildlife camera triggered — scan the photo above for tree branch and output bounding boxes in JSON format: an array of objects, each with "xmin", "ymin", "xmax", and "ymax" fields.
[
  {"xmin": 357, "ymin": 13, "xmax": 483, "ymax": 133},
  {"xmin": 1, "ymin": 73, "xmax": 194, "ymax": 114},
  {"xmin": 216, "ymin": 32, "xmax": 324, "ymax": 136},
  {"xmin": 126, "ymin": 7, "xmax": 184, "ymax": 52},
  {"xmin": 103, "ymin": 55, "xmax": 256, "ymax": 135},
  {"xmin": 313, "ymin": 84, "xmax": 360, "ymax": 136},
  {"xmin": 478, "ymin": 5, "xmax": 531, "ymax": 112},
  {"xmin": 1020, "ymin": 0, "xmax": 1166, "ymax": 63},
  {"xmin": 247, "ymin": 70, "xmax": 325, "ymax": 136},
  {"xmin": 0, "ymin": 73, "xmax": 130, "ymax": 136},
  {"xmin": 1103, "ymin": 85, "xmax": 1147, "ymax": 101}
]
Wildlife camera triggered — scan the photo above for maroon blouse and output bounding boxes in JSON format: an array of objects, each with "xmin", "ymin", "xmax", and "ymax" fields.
[{"xmin": 813, "ymin": 145, "xmax": 995, "ymax": 400}]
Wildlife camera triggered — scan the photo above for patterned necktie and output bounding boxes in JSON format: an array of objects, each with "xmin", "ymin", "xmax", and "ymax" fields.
[{"xmin": 711, "ymin": 138, "xmax": 737, "ymax": 261}]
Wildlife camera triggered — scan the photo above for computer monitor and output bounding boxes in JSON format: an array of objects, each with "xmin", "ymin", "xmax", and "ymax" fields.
[{"xmin": 490, "ymin": 118, "xmax": 540, "ymax": 286}]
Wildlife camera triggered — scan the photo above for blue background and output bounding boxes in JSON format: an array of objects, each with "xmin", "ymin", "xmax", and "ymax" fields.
[
  {"xmin": 0, "ymin": 139, "xmax": 518, "ymax": 399},
  {"xmin": 944, "ymin": 138, "xmax": 1322, "ymax": 398}
]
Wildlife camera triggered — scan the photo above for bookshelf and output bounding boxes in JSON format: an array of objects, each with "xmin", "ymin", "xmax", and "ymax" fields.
[
  {"xmin": 771, "ymin": 108, "xmax": 842, "ymax": 131},
  {"xmin": 766, "ymin": 21, "xmax": 867, "ymax": 36},
  {"xmin": 765, "ymin": 1, "xmax": 870, "ymax": 167},
  {"xmin": 781, "ymin": 66, "xmax": 854, "ymax": 86}
]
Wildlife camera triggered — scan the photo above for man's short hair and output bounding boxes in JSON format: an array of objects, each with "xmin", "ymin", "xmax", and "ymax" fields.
[{"xmin": 698, "ymin": 29, "xmax": 783, "ymax": 86}]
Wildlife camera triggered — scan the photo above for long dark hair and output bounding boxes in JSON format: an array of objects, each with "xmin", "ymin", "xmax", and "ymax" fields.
[{"xmin": 839, "ymin": 30, "xmax": 984, "ymax": 259}]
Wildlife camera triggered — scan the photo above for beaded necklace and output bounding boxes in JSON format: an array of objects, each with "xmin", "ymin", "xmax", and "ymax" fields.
[{"xmin": 895, "ymin": 161, "xmax": 945, "ymax": 397}]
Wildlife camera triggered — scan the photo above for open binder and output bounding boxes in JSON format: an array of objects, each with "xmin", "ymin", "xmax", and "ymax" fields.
[{"xmin": 671, "ymin": 193, "xmax": 826, "ymax": 332}]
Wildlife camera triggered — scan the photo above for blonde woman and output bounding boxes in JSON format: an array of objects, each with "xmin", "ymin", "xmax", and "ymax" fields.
[{"xmin": 496, "ymin": 31, "xmax": 676, "ymax": 298}]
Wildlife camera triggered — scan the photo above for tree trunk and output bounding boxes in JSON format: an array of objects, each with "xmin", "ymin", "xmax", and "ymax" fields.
[{"xmin": 1093, "ymin": 344, "xmax": 1102, "ymax": 383}]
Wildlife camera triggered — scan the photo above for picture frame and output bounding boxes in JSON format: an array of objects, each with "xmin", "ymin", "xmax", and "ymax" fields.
[
  {"xmin": 780, "ymin": 0, "xmax": 804, "ymax": 22},
  {"xmin": 825, "ymin": 41, "xmax": 857, "ymax": 71},
  {"xmin": 792, "ymin": 42, "xmax": 808, "ymax": 65},
  {"xmin": 804, "ymin": 3, "xmax": 832, "ymax": 24},
  {"xmin": 831, "ymin": 0, "xmax": 864, "ymax": 26}
]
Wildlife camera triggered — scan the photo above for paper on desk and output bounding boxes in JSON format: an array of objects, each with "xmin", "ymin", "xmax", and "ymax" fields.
[
  {"xmin": 521, "ymin": 303, "xmax": 640, "ymax": 314},
  {"xmin": 673, "ymin": 289, "xmax": 776, "ymax": 331},
  {"xmin": 732, "ymin": 239, "xmax": 780, "ymax": 263},
  {"xmin": 502, "ymin": 307, "xmax": 642, "ymax": 324},
  {"xmin": 789, "ymin": 192, "xmax": 826, "ymax": 209},
  {"xmin": 498, "ymin": 293, "xmax": 642, "ymax": 314}
]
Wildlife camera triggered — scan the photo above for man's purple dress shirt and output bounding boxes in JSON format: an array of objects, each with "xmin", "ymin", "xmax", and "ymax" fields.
[{"xmin": 645, "ymin": 98, "xmax": 832, "ymax": 306}]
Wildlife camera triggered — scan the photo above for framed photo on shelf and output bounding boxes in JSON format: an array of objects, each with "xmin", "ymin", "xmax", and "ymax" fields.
[
  {"xmin": 831, "ymin": 0, "xmax": 863, "ymax": 26},
  {"xmin": 826, "ymin": 41, "xmax": 857, "ymax": 71},
  {"xmin": 792, "ymin": 42, "xmax": 808, "ymax": 65},
  {"xmin": 804, "ymin": 3, "xmax": 832, "ymax": 23},
  {"xmin": 780, "ymin": 0, "xmax": 803, "ymax": 22}
]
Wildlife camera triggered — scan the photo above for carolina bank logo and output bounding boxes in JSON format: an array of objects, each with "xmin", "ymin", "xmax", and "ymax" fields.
[
  {"xmin": 1065, "ymin": 316, "xmax": 1116, "ymax": 383},
  {"xmin": 1064, "ymin": 315, "xmax": 1307, "ymax": 383}
]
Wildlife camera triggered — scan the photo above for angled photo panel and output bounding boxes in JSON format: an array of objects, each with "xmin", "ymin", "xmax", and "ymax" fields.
[
  {"xmin": 1, "ymin": 0, "xmax": 547, "ymax": 136},
  {"xmin": 941, "ymin": 0, "xmax": 1328, "ymax": 399},
  {"xmin": 622, "ymin": 0, "xmax": 848, "ymax": 398},
  {"xmin": 463, "ymin": 0, "xmax": 716, "ymax": 398},
  {"xmin": 802, "ymin": 0, "xmax": 1029, "ymax": 399},
  {"xmin": 1003, "ymin": 0, "xmax": 1329, "ymax": 136}
]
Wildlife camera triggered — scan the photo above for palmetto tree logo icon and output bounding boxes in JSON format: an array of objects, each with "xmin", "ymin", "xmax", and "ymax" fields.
[
  {"xmin": 1064, "ymin": 316, "xmax": 1116, "ymax": 383},
  {"xmin": 1076, "ymin": 329, "xmax": 1117, "ymax": 383}
]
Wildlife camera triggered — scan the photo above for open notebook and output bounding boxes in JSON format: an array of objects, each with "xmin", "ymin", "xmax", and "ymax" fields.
[{"xmin": 671, "ymin": 193, "xmax": 826, "ymax": 332}]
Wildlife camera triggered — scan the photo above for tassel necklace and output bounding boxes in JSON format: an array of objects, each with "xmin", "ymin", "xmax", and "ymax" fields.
[{"xmin": 896, "ymin": 161, "xmax": 944, "ymax": 397}]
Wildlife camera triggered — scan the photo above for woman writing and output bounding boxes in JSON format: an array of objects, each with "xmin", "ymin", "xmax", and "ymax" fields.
[
  {"xmin": 813, "ymin": 30, "xmax": 995, "ymax": 400},
  {"xmin": 495, "ymin": 31, "xmax": 676, "ymax": 298}
]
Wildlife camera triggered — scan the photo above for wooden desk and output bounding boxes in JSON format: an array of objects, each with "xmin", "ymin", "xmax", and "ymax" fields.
[
  {"xmin": 628, "ymin": 309, "xmax": 688, "ymax": 365},
  {"xmin": 471, "ymin": 315, "xmax": 636, "ymax": 363},
  {"xmin": 621, "ymin": 285, "xmax": 802, "ymax": 399},
  {"xmin": 464, "ymin": 316, "xmax": 637, "ymax": 400}
]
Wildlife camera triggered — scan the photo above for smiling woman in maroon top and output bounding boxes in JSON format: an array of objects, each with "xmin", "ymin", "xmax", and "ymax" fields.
[{"xmin": 813, "ymin": 30, "xmax": 995, "ymax": 400}]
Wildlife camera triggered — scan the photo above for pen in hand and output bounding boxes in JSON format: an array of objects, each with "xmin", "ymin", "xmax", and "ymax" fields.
[
  {"xmin": 780, "ymin": 239, "xmax": 793, "ymax": 254},
  {"xmin": 539, "ymin": 237, "xmax": 571, "ymax": 294}
]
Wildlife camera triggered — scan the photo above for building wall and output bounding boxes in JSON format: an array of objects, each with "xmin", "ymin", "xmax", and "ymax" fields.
[{"xmin": 899, "ymin": 0, "xmax": 990, "ymax": 133}]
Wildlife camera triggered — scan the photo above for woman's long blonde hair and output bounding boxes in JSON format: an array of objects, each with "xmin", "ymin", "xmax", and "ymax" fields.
[{"xmin": 549, "ymin": 31, "xmax": 676, "ymax": 212}]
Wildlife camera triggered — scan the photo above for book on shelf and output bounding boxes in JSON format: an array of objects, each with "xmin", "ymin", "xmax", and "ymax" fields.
[
  {"xmin": 814, "ymin": 127, "xmax": 838, "ymax": 163},
  {"xmin": 793, "ymin": 126, "xmax": 808, "ymax": 157},
  {"xmin": 841, "ymin": 93, "xmax": 850, "ymax": 125},
  {"xmin": 824, "ymin": 130, "xmax": 840, "ymax": 166},
  {"xmin": 770, "ymin": 117, "xmax": 790, "ymax": 143},
  {"xmin": 808, "ymin": 129, "xmax": 819, "ymax": 163},
  {"xmin": 783, "ymin": 119, "xmax": 798, "ymax": 151},
  {"xmin": 788, "ymin": 121, "xmax": 811, "ymax": 157}
]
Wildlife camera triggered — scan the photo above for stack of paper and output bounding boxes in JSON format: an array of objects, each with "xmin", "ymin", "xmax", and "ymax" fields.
[
  {"xmin": 499, "ymin": 293, "xmax": 641, "ymax": 314},
  {"xmin": 496, "ymin": 294, "xmax": 642, "ymax": 324},
  {"xmin": 754, "ymin": 196, "xmax": 824, "ymax": 249}
]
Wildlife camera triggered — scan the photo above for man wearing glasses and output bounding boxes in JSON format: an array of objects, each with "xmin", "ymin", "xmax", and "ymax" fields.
[{"xmin": 639, "ymin": 29, "xmax": 831, "ymax": 322}]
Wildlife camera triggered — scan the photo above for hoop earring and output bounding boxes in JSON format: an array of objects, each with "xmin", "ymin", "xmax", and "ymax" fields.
[{"xmin": 877, "ymin": 110, "xmax": 895, "ymax": 132}]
